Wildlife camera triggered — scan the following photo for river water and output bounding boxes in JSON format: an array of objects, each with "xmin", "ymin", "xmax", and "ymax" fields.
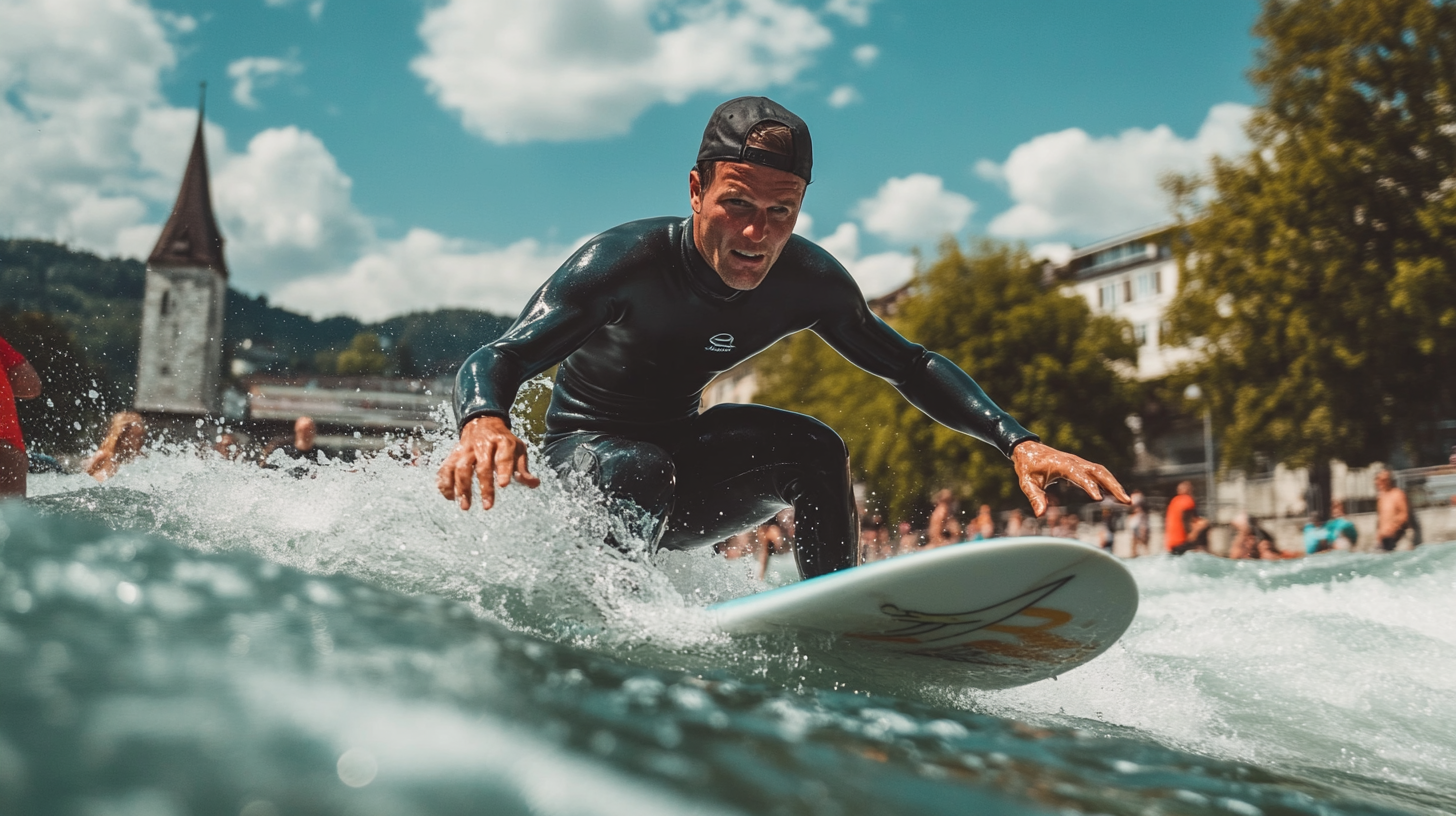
[{"xmin": 2, "ymin": 435, "xmax": 1454, "ymax": 816}]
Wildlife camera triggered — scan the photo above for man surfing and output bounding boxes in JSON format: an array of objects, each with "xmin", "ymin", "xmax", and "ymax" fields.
[{"xmin": 437, "ymin": 97, "xmax": 1129, "ymax": 579}]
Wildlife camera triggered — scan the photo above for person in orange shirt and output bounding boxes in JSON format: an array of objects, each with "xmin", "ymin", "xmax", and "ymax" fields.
[
  {"xmin": 0, "ymin": 335, "xmax": 43, "ymax": 499},
  {"xmin": 1164, "ymin": 480, "xmax": 1201, "ymax": 555}
]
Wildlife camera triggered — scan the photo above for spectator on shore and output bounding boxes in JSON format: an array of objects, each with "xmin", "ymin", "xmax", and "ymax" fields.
[
  {"xmin": 1042, "ymin": 504, "xmax": 1064, "ymax": 539},
  {"xmin": 1095, "ymin": 506, "xmax": 1115, "ymax": 552},
  {"xmin": 213, "ymin": 431, "xmax": 244, "ymax": 461},
  {"xmin": 86, "ymin": 412, "xmax": 146, "ymax": 482},
  {"xmin": 263, "ymin": 416, "xmax": 321, "ymax": 467},
  {"xmin": 754, "ymin": 512, "xmax": 792, "ymax": 579},
  {"xmin": 926, "ymin": 489, "xmax": 961, "ymax": 547},
  {"xmin": 1257, "ymin": 534, "xmax": 1302, "ymax": 560},
  {"xmin": 1303, "ymin": 512, "xmax": 1332, "ymax": 554},
  {"xmin": 896, "ymin": 520, "xmax": 922, "ymax": 554},
  {"xmin": 1374, "ymin": 469, "xmax": 1411, "ymax": 551},
  {"xmin": 1004, "ymin": 508, "xmax": 1025, "ymax": 538},
  {"xmin": 0, "ymin": 334, "xmax": 42, "ymax": 499},
  {"xmin": 1126, "ymin": 491, "xmax": 1151, "ymax": 556},
  {"xmin": 1324, "ymin": 500, "xmax": 1358, "ymax": 550},
  {"xmin": 1449, "ymin": 444, "xmax": 1456, "ymax": 467},
  {"xmin": 1165, "ymin": 481, "xmax": 1202, "ymax": 555},
  {"xmin": 968, "ymin": 504, "xmax": 996, "ymax": 541},
  {"xmin": 860, "ymin": 513, "xmax": 890, "ymax": 561},
  {"xmin": 1057, "ymin": 511, "xmax": 1081, "ymax": 540},
  {"xmin": 1228, "ymin": 513, "xmax": 1275, "ymax": 559}
]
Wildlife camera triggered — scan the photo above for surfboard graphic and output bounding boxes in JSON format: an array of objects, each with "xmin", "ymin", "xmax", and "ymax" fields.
[{"xmin": 710, "ymin": 537, "xmax": 1138, "ymax": 688}]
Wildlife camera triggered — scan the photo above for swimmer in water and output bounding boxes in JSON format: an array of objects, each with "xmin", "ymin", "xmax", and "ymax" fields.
[{"xmin": 437, "ymin": 96, "xmax": 1129, "ymax": 579}]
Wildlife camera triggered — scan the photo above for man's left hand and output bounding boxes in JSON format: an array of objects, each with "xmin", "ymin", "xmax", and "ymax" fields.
[{"xmin": 1011, "ymin": 440, "xmax": 1130, "ymax": 517}]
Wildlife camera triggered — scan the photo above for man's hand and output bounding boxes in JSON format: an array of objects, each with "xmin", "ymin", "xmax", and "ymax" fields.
[
  {"xmin": 1011, "ymin": 440, "xmax": 1130, "ymax": 517},
  {"xmin": 436, "ymin": 416, "xmax": 541, "ymax": 511}
]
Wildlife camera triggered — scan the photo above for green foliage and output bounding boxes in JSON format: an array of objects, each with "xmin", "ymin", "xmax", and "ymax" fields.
[
  {"xmin": 1167, "ymin": 0, "xmax": 1456, "ymax": 469},
  {"xmin": 334, "ymin": 333, "xmax": 390, "ymax": 376},
  {"xmin": 756, "ymin": 239, "xmax": 1137, "ymax": 523},
  {"xmin": 0, "ymin": 309, "xmax": 116, "ymax": 455}
]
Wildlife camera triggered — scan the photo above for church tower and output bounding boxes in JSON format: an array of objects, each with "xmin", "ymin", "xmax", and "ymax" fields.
[{"xmin": 135, "ymin": 88, "xmax": 227, "ymax": 416}]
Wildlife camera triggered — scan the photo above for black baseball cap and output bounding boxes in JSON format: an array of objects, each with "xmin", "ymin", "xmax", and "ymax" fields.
[{"xmin": 696, "ymin": 96, "xmax": 812, "ymax": 184}]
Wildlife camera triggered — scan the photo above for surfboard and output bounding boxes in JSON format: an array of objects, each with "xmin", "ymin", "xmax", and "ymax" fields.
[{"xmin": 709, "ymin": 536, "xmax": 1138, "ymax": 689}]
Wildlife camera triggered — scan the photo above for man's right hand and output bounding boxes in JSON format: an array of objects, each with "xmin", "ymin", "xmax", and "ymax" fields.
[{"xmin": 436, "ymin": 416, "xmax": 541, "ymax": 511}]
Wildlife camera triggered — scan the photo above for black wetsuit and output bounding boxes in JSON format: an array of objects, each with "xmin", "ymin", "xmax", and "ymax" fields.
[{"xmin": 455, "ymin": 216, "xmax": 1037, "ymax": 578}]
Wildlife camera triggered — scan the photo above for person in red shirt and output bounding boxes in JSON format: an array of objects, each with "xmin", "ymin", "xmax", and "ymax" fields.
[
  {"xmin": 0, "ymin": 335, "xmax": 43, "ymax": 499},
  {"xmin": 1164, "ymin": 480, "xmax": 1200, "ymax": 555}
]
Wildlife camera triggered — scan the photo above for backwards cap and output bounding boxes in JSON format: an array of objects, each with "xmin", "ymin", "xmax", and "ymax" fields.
[{"xmin": 696, "ymin": 96, "xmax": 812, "ymax": 184}]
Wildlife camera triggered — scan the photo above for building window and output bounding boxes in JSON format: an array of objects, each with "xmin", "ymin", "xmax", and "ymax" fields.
[
  {"xmin": 1084, "ymin": 241, "xmax": 1154, "ymax": 275},
  {"xmin": 1135, "ymin": 271, "xmax": 1159, "ymax": 301},
  {"xmin": 1133, "ymin": 324, "xmax": 1148, "ymax": 346},
  {"xmin": 160, "ymin": 290, "xmax": 171, "ymax": 316},
  {"xmin": 1099, "ymin": 282, "xmax": 1118, "ymax": 311},
  {"xmin": 1123, "ymin": 279, "xmax": 1132, "ymax": 303}
]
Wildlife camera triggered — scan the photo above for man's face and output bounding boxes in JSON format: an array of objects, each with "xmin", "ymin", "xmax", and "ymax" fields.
[
  {"xmin": 1375, "ymin": 471, "xmax": 1392, "ymax": 491},
  {"xmin": 690, "ymin": 161, "xmax": 806, "ymax": 290}
]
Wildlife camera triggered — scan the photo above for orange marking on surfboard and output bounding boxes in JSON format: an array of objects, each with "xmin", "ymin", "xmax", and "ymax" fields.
[{"xmin": 914, "ymin": 607, "xmax": 1081, "ymax": 664}]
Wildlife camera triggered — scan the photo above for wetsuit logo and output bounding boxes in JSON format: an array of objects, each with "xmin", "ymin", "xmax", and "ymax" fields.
[{"xmin": 706, "ymin": 333, "xmax": 735, "ymax": 352}]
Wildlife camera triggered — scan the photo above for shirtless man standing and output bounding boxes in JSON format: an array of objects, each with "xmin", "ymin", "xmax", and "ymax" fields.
[
  {"xmin": 1374, "ymin": 469, "xmax": 1411, "ymax": 551},
  {"xmin": 436, "ymin": 97, "xmax": 1129, "ymax": 578}
]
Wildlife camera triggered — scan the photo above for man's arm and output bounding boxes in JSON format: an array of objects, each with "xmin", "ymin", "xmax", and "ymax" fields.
[
  {"xmin": 439, "ymin": 235, "xmax": 620, "ymax": 510},
  {"xmin": 811, "ymin": 275, "xmax": 1128, "ymax": 516}
]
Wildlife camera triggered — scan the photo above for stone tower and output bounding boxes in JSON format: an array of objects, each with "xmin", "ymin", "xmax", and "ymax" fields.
[{"xmin": 134, "ymin": 91, "xmax": 227, "ymax": 416}]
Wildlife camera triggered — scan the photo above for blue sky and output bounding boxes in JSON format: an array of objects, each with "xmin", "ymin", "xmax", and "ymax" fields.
[{"xmin": 0, "ymin": 0, "xmax": 1261, "ymax": 320}]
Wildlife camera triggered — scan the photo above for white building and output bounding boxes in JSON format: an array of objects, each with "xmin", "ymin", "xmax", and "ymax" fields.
[{"xmin": 1057, "ymin": 224, "xmax": 1193, "ymax": 381}]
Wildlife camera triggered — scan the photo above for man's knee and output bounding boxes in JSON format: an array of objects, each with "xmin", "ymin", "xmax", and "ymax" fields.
[
  {"xmin": 598, "ymin": 442, "xmax": 676, "ymax": 505},
  {"xmin": 553, "ymin": 436, "xmax": 677, "ymax": 510}
]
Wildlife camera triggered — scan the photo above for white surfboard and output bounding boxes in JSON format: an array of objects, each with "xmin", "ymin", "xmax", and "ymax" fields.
[{"xmin": 709, "ymin": 537, "xmax": 1138, "ymax": 689}]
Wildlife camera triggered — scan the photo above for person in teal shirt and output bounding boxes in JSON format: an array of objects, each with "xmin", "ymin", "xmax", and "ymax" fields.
[
  {"xmin": 1324, "ymin": 499, "xmax": 1358, "ymax": 551},
  {"xmin": 1303, "ymin": 513, "xmax": 1331, "ymax": 554}
]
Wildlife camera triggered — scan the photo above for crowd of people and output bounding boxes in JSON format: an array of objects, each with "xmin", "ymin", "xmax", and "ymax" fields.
[{"xmin": 732, "ymin": 470, "xmax": 1428, "ymax": 571}]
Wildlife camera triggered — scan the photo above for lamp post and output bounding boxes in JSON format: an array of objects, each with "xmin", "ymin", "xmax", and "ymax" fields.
[{"xmin": 1184, "ymin": 384, "xmax": 1215, "ymax": 515}]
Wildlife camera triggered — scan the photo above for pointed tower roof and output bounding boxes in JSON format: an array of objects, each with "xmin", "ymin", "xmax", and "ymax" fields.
[{"xmin": 148, "ymin": 84, "xmax": 227, "ymax": 276}]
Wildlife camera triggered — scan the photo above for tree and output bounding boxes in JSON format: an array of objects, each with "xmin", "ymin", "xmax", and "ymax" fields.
[
  {"xmin": 1167, "ymin": 0, "xmax": 1456, "ymax": 472},
  {"xmin": 334, "ymin": 333, "xmax": 389, "ymax": 376},
  {"xmin": 755, "ymin": 239, "xmax": 1137, "ymax": 524}
]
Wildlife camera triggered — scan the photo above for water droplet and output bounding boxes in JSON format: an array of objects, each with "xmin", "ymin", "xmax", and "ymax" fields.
[
  {"xmin": 337, "ymin": 748, "xmax": 378, "ymax": 787},
  {"xmin": 87, "ymin": 389, "xmax": 98, "ymax": 399},
  {"xmin": 115, "ymin": 582, "xmax": 140, "ymax": 604}
]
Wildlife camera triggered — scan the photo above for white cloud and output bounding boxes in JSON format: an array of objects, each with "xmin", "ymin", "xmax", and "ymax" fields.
[
  {"xmin": 825, "ymin": 0, "xmax": 876, "ymax": 26},
  {"xmin": 264, "ymin": 0, "xmax": 325, "ymax": 21},
  {"xmin": 793, "ymin": 212, "xmax": 814, "ymax": 236},
  {"xmin": 827, "ymin": 84, "xmax": 860, "ymax": 108},
  {"xmin": 802, "ymin": 220, "xmax": 913, "ymax": 297},
  {"xmin": 227, "ymin": 55, "xmax": 304, "ymax": 109},
  {"xmin": 854, "ymin": 174, "xmax": 975, "ymax": 244},
  {"xmin": 1029, "ymin": 242, "xmax": 1073, "ymax": 266},
  {"xmin": 980, "ymin": 102, "xmax": 1252, "ymax": 239},
  {"xmin": 213, "ymin": 127, "xmax": 375, "ymax": 289},
  {"xmin": 0, "ymin": 0, "xmax": 178, "ymax": 252},
  {"xmin": 410, "ymin": 0, "xmax": 834, "ymax": 143},
  {"xmin": 0, "ymin": 0, "xmax": 368, "ymax": 293},
  {"xmin": 851, "ymin": 43, "xmax": 879, "ymax": 67},
  {"xmin": 272, "ymin": 229, "xmax": 584, "ymax": 322}
]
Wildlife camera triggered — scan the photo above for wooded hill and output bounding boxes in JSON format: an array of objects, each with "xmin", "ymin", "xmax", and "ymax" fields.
[
  {"xmin": 0, "ymin": 238, "xmax": 513, "ymax": 385},
  {"xmin": 1, "ymin": 238, "xmax": 514, "ymax": 453}
]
